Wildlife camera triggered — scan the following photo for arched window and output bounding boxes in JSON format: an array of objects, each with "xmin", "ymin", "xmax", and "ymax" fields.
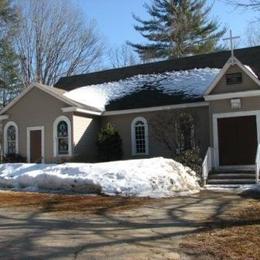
[
  {"xmin": 53, "ymin": 116, "xmax": 72, "ymax": 156},
  {"xmin": 4, "ymin": 121, "xmax": 18, "ymax": 154},
  {"xmin": 131, "ymin": 117, "xmax": 149, "ymax": 155}
]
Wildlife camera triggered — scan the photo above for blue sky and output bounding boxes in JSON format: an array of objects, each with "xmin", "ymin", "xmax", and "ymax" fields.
[{"xmin": 77, "ymin": 0, "xmax": 257, "ymax": 49}]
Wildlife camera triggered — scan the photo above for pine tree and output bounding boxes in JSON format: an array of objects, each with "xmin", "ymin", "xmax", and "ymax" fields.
[
  {"xmin": 128, "ymin": 0, "xmax": 226, "ymax": 60},
  {"xmin": 0, "ymin": 0, "xmax": 22, "ymax": 107},
  {"xmin": 0, "ymin": 39, "xmax": 22, "ymax": 107}
]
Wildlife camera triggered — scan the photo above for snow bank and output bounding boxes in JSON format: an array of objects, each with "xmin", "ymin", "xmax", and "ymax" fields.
[
  {"xmin": 0, "ymin": 157, "xmax": 200, "ymax": 198},
  {"xmin": 64, "ymin": 68, "xmax": 220, "ymax": 111}
]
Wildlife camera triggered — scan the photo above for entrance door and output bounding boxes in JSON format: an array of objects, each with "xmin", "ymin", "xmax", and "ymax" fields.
[
  {"xmin": 218, "ymin": 116, "xmax": 257, "ymax": 166},
  {"xmin": 30, "ymin": 130, "xmax": 42, "ymax": 163}
]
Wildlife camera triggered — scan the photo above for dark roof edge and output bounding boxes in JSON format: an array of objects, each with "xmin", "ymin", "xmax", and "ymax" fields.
[{"xmin": 55, "ymin": 45, "xmax": 260, "ymax": 90}]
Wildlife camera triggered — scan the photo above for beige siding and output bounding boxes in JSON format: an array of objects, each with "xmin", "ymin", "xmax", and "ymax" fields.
[
  {"xmin": 2, "ymin": 87, "xmax": 72, "ymax": 162},
  {"xmin": 211, "ymin": 65, "xmax": 259, "ymax": 95},
  {"xmin": 102, "ymin": 106, "xmax": 210, "ymax": 160},
  {"xmin": 73, "ymin": 113, "xmax": 100, "ymax": 162}
]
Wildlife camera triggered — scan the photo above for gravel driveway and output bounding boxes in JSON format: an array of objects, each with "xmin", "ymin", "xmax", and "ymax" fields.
[{"xmin": 0, "ymin": 191, "xmax": 246, "ymax": 260}]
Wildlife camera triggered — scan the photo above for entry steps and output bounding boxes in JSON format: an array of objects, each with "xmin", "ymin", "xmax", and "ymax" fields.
[{"xmin": 207, "ymin": 169, "xmax": 256, "ymax": 185}]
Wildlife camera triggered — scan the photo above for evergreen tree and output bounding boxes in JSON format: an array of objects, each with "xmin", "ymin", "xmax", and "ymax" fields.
[
  {"xmin": 0, "ymin": 0, "xmax": 22, "ymax": 107},
  {"xmin": 97, "ymin": 123, "xmax": 123, "ymax": 162},
  {"xmin": 128, "ymin": 0, "xmax": 226, "ymax": 60},
  {"xmin": 0, "ymin": 39, "xmax": 22, "ymax": 107}
]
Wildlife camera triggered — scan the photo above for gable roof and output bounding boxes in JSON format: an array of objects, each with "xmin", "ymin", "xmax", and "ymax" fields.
[
  {"xmin": 204, "ymin": 56, "xmax": 260, "ymax": 95},
  {"xmin": 0, "ymin": 83, "xmax": 101, "ymax": 115},
  {"xmin": 52, "ymin": 46, "xmax": 260, "ymax": 112},
  {"xmin": 55, "ymin": 46, "xmax": 260, "ymax": 90}
]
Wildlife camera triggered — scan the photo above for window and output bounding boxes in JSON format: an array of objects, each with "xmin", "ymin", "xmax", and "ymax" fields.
[
  {"xmin": 131, "ymin": 117, "xmax": 148, "ymax": 155},
  {"xmin": 57, "ymin": 121, "xmax": 69, "ymax": 155},
  {"xmin": 226, "ymin": 73, "xmax": 242, "ymax": 85},
  {"xmin": 4, "ymin": 121, "xmax": 18, "ymax": 154},
  {"xmin": 53, "ymin": 116, "xmax": 71, "ymax": 156}
]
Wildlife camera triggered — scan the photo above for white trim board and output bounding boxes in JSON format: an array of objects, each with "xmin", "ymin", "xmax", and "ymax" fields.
[
  {"xmin": 205, "ymin": 90, "xmax": 260, "ymax": 101},
  {"xmin": 212, "ymin": 110, "xmax": 260, "ymax": 168},
  {"xmin": 104, "ymin": 102, "xmax": 208, "ymax": 116},
  {"xmin": 62, "ymin": 107, "xmax": 102, "ymax": 116},
  {"xmin": 27, "ymin": 126, "xmax": 45, "ymax": 163}
]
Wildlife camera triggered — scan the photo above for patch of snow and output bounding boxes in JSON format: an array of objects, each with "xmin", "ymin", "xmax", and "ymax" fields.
[
  {"xmin": 64, "ymin": 68, "xmax": 220, "ymax": 111},
  {"xmin": 0, "ymin": 157, "xmax": 200, "ymax": 198}
]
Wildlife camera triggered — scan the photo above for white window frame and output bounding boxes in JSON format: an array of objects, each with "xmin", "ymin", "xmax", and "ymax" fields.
[
  {"xmin": 212, "ymin": 110, "xmax": 260, "ymax": 169},
  {"xmin": 27, "ymin": 126, "xmax": 45, "ymax": 163},
  {"xmin": 131, "ymin": 117, "xmax": 149, "ymax": 156},
  {"xmin": 53, "ymin": 115, "xmax": 72, "ymax": 157},
  {"xmin": 4, "ymin": 121, "xmax": 18, "ymax": 155}
]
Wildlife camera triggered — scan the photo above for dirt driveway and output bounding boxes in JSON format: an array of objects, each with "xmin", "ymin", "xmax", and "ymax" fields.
[{"xmin": 0, "ymin": 190, "xmax": 256, "ymax": 259}]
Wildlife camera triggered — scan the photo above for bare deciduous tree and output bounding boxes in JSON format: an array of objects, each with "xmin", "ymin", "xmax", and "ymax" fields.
[
  {"xmin": 245, "ymin": 22, "xmax": 260, "ymax": 46},
  {"xmin": 224, "ymin": 0, "xmax": 260, "ymax": 10},
  {"xmin": 150, "ymin": 111, "xmax": 198, "ymax": 156},
  {"xmin": 15, "ymin": 0, "xmax": 103, "ymax": 86},
  {"xmin": 108, "ymin": 44, "xmax": 138, "ymax": 68}
]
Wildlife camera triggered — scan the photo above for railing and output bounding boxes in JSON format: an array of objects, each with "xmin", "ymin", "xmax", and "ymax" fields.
[
  {"xmin": 202, "ymin": 147, "xmax": 213, "ymax": 186},
  {"xmin": 255, "ymin": 144, "xmax": 260, "ymax": 184}
]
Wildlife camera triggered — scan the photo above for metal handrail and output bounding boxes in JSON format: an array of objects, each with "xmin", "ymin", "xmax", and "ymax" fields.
[
  {"xmin": 202, "ymin": 147, "xmax": 213, "ymax": 186},
  {"xmin": 255, "ymin": 144, "xmax": 260, "ymax": 183}
]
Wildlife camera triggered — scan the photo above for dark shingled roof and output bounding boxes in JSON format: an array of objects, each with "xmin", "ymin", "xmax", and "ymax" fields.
[{"xmin": 54, "ymin": 46, "xmax": 260, "ymax": 111}]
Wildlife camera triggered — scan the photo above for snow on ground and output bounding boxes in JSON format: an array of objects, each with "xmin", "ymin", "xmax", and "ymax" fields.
[
  {"xmin": 0, "ymin": 157, "xmax": 200, "ymax": 198},
  {"xmin": 64, "ymin": 68, "xmax": 220, "ymax": 111}
]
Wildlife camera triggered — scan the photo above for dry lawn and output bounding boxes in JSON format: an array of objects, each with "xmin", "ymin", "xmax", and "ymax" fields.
[
  {"xmin": 0, "ymin": 190, "xmax": 152, "ymax": 215},
  {"xmin": 180, "ymin": 199, "xmax": 260, "ymax": 260}
]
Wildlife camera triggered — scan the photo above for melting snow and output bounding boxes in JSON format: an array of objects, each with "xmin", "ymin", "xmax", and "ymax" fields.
[
  {"xmin": 64, "ymin": 68, "xmax": 220, "ymax": 111},
  {"xmin": 0, "ymin": 157, "xmax": 200, "ymax": 198}
]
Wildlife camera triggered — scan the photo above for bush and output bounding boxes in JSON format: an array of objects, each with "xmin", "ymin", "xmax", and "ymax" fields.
[
  {"xmin": 174, "ymin": 148, "xmax": 202, "ymax": 174},
  {"xmin": 3, "ymin": 153, "xmax": 27, "ymax": 163},
  {"xmin": 97, "ymin": 123, "xmax": 122, "ymax": 162}
]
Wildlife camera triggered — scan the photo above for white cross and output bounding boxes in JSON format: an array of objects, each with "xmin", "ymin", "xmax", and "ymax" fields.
[{"xmin": 223, "ymin": 30, "xmax": 240, "ymax": 58}]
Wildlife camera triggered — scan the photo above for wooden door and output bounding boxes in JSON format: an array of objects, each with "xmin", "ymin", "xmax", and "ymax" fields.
[
  {"xmin": 30, "ymin": 130, "xmax": 42, "ymax": 163},
  {"xmin": 218, "ymin": 116, "xmax": 257, "ymax": 166}
]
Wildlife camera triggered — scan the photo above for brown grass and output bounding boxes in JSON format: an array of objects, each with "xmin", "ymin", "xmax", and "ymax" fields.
[
  {"xmin": 0, "ymin": 191, "xmax": 152, "ymax": 215},
  {"xmin": 180, "ymin": 200, "xmax": 260, "ymax": 260}
]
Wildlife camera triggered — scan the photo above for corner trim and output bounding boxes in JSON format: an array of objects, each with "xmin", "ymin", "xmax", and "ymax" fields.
[{"xmin": 104, "ymin": 102, "xmax": 208, "ymax": 116}]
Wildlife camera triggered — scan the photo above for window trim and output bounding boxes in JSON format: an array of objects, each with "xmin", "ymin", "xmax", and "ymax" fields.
[
  {"xmin": 131, "ymin": 117, "xmax": 149, "ymax": 156},
  {"xmin": 4, "ymin": 121, "xmax": 18, "ymax": 155},
  {"xmin": 53, "ymin": 115, "xmax": 72, "ymax": 157}
]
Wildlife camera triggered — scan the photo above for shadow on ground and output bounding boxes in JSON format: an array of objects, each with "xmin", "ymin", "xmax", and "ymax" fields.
[{"xmin": 0, "ymin": 191, "xmax": 258, "ymax": 259}]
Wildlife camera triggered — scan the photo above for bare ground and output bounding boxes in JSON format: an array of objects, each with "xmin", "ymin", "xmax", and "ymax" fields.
[{"xmin": 0, "ymin": 190, "xmax": 259, "ymax": 260}]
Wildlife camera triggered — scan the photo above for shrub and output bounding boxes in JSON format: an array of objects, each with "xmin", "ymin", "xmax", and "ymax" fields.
[
  {"xmin": 3, "ymin": 153, "xmax": 27, "ymax": 163},
  {"xmin": 174, "ymin": 148, "xmax": 202, "ymax": 175},
  {"xmin": 97, "ymin": 123, "xmax": 122, "ymax": 162}
]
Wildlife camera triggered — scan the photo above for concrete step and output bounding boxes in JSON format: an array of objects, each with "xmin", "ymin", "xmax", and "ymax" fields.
[
  {"xmin": 208, "ymin": 173, "xmax": 256, "ymax": 180},
  {"xmin": 207, "ymin": 179, "xmax": 256, "ymax": 185}
]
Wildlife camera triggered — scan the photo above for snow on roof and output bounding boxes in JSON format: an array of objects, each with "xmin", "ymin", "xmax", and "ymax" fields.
[{"xmin": 64, "ymin": 68, "xmax": 220, "ymax": 111}]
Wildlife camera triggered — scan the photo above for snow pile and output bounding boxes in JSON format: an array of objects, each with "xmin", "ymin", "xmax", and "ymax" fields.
[
  {"xmin": 64, "ymin": 68, "xmax": 220, "ymax": 111},
  {"xmin": 0, "ymin": 157, "xmax": 200, "ymax": 198}
]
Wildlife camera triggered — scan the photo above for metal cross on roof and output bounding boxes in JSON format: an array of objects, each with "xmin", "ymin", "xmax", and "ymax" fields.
[{"xmin": 223, "ymin": 29, "xmax": 240, "ymax": 58}]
